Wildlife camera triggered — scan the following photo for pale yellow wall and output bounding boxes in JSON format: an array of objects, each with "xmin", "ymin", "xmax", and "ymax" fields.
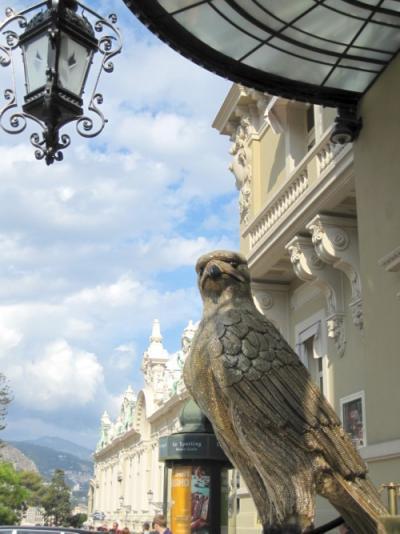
[
  {"xmin": 288, "ymin": 287, "xmax": 325, "ymax": 346},
  {"xmin": 354, "ymin": 51, "xmax": 400, "ymax": 445},
  {"xmin": 367, "ymin": 457, "xmax": 400, "ymax": 488},
  {"xmin": 235, "ymin": 496, "xmax": 261, "ymax": 534},
  {"xmin": 321, "ymin": 107, "xmax": 336, "ymax": 131},
  {"xmin": 286, "ymin": 104, "xmax": 308, "ymax": 166},
  {"xmin": 259, "ymin": 128, "xmax": 286, "ymax": 203}
]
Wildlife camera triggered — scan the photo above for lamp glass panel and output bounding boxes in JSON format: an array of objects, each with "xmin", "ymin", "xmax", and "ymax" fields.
[
  {"xmin": 174, "ymin": 4, "xmax": 259, "ymax": 59},
  {"xmin": 58, "ymin": 32, "xmax": 92, "ymax": 96},
  {"xmin": 22, "ymin": 33, "xmax": 48, "ymax": 93},
  {"xmin": 243, "ymin": 44, "xmax": 332, "ymax": 85}
]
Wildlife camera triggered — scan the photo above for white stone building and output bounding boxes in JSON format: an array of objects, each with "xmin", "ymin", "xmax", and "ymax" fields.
[{"xmin": 89, "ymin": 319, "xmax": 197, "ymax": 532}]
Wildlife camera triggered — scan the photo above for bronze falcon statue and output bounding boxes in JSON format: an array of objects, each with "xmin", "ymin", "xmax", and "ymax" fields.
[{"xmin": 183, "ymin": 250, "xmax": 387, "ymax": 534}]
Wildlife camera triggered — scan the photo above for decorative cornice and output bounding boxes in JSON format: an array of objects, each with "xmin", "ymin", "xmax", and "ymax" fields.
[
  {"xmin": 213, "ymin": 85, "xmax": 272, "ymax": 227},
  {"xmin": 286, "ymin": 235, "xmax": 346, "ymax": 356},
  {"xmin": 359, "ymin": 438, "xmax": 400, "ymax": 462},
  {"xmin": 212, "ymin": 84, "xmax": 270, "ymax": 136},
  {"xmin": 93, "ymin": 427, "xmax": 140, "ymax": 460}
]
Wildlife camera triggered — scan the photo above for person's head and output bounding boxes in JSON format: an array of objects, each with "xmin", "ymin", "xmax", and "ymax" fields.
[
  {"xmin": 112, "ymin": 523, "xmax": 118, "ymax": 530},
  {"xmin": 142, "ymin": 522, "xmax": 150, "ymax": 532},
  {"xmin": 152, "ymin": 514, "xmax": 167, "ymax": 532},
  {"xmin": 122, "ymin": 528, "xmax": 130, "ymax": 534}
]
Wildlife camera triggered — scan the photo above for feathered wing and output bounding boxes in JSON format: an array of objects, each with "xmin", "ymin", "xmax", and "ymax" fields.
[{"xmin": 208, "ymin": 306, "xmax": 387, "ymax": 532}]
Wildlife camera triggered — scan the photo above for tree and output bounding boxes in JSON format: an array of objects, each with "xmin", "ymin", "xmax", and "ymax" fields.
[
  {"xmin": 41, "ymin": 469, "xmax": 72, "ymax": 526},
  {"xmin": 0, "ymin": 462, "xmax": 30, "ymax": 524},
  {"xmin": 0, "ymin": 373, "xmax": 12, "ymax": 435},
  {"xmin": 19, "ymin": 470, "xmax": 47, "ymax": 507},
  {"xmin": 68, "ymin": 512, "xmax": 87, "ymax": 528}
]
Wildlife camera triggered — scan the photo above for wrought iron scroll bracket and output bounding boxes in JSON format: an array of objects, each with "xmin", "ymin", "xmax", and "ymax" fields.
[{"xmin": 75, "ymin": 6, "xmax": 122, "ymax": 139}]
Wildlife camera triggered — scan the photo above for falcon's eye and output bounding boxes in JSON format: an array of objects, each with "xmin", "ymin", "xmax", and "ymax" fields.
[
  {"xmin": 229, "ymin": 261, "xmax": 238, "ymax": 268},
  {"xmin": 198, "ymin": 266, "xmax": 205, "ymax": 276}
]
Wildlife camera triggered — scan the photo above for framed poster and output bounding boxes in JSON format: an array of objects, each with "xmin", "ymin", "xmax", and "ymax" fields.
[
  {"xmin": 340, "ymin": 391, "xmax": 366, "ymax": 447},
  {"xmin": 191, "ymin": 465, "xmax": 210, "ymax": 533}
]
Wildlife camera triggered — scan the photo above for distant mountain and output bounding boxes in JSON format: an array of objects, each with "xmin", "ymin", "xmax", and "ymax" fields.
[
  {"xmin": 0, "ymin": 443, "xmax": 39, "ymax": 473},
  {"xmin": 17, "ymin": 436, "xmax": 93, "ymax": 461},
  {"xmin": 10, "ymin": 441, "xmax": 93, "ymax": 504}
]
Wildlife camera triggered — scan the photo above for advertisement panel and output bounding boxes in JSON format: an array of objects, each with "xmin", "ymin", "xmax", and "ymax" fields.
[
  {"xmin": 171, "ymin": 466, "xmax": 192, "ymax": 534},
  {"xmin": 170, "ymin": 465, "xmax": 211, "ymax": 534}
]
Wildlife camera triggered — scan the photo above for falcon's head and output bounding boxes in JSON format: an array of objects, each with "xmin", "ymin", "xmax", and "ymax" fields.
[{"xmin": 195, "ymin": 250, "xmax": 251, "ymax": 301}]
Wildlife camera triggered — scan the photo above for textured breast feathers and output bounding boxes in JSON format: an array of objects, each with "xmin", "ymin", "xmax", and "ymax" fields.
[{"xmin": 209, "ymin": 308, "xmax": 300, "ymax": 387}]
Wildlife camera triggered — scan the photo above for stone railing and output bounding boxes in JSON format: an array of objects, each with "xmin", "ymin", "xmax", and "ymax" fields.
[
  {"xmin": 249, "ymin": 170, "xmax": 309, "ymax": 249},
  {"xmin": 246, "ymin": 127, "xmax": 346, "ymax": 251}
]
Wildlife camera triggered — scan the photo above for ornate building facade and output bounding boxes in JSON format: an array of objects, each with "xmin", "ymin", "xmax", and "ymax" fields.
[
  {"xmin": 213, "ymin": 72, "xmax": 400, "ymax": 531},
  {"xmin": 89, "ymin": 319, "xmax": 197, "ymax": 532}
]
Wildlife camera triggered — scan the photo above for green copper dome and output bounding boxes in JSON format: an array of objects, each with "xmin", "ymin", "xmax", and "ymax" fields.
[{"xmin": 180, "ymin": 399, "xmax": 213, "ymax": 434}]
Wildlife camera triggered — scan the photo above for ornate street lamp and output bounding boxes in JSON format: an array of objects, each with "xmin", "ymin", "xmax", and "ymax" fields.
[{"xmin": 0, "ymin": 0, "xmax": 121, "ymax": 164}]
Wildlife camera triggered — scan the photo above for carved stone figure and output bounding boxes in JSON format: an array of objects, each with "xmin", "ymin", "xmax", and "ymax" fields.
[
  {"xmin": 120, "ymin": 385, "xmax": 136, "ymax": 431},
  {"xmin": 183, "ymin": 250, "xmax": 386, "ymax": 534},
  {"xmin": 96, "ymin": 411, "xmax": 112, "ymax": 451},
  {"xmin": 229, "ymin": 118, "xmax": 252, "ymax": 225}
]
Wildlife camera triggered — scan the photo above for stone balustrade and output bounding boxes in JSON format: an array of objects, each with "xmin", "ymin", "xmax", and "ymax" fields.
[{"xmin": 246, "ymin": 128, "xmax": 346, "ymax": 251}]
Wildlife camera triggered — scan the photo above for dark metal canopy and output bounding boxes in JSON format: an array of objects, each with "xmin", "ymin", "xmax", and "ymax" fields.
[{"xmin": 124, "ymin": 0, "xmax": 400, "ymax": 108}]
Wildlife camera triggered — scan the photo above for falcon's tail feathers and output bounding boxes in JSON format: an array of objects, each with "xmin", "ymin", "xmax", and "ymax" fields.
[{"xmin": 323, "ymin": 474, "xmax": 387, "ymax": 534}]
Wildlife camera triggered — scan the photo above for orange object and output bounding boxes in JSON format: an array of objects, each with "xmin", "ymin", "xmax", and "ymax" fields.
[{"xmin": 170, "ymin": 466, "xmax": 192, "ymax": 534}]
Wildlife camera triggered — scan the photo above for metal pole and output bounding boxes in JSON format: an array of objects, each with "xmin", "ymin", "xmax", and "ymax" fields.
[
  {"xmin": 387, "ymin": 483, "xmax": 399, "ymax": 516},
  {"xmin": 163, "ymin": 464, "xmax": 169, "ymax": 519}
]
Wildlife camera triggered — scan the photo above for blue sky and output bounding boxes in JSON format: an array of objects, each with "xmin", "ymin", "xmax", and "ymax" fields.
[{"xmin": 0, "ymin": 0, "xmax": 238, "ymax": 447}]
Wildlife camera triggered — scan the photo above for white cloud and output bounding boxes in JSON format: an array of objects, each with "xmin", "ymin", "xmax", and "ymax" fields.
[
  {"xmin": 0, "ymin": 323, "xmax": 23, "ymax": 355},
  {"xmin": 0, "ymin": 2, "xmax": 237, "ymax": 446},
  {"xmin": 8, "ymin": 339, "xmax": 104, "ymax": 410},
  {"xmin": 136, "ymin": 235, "xmax": 237, "ymax": 271}
]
